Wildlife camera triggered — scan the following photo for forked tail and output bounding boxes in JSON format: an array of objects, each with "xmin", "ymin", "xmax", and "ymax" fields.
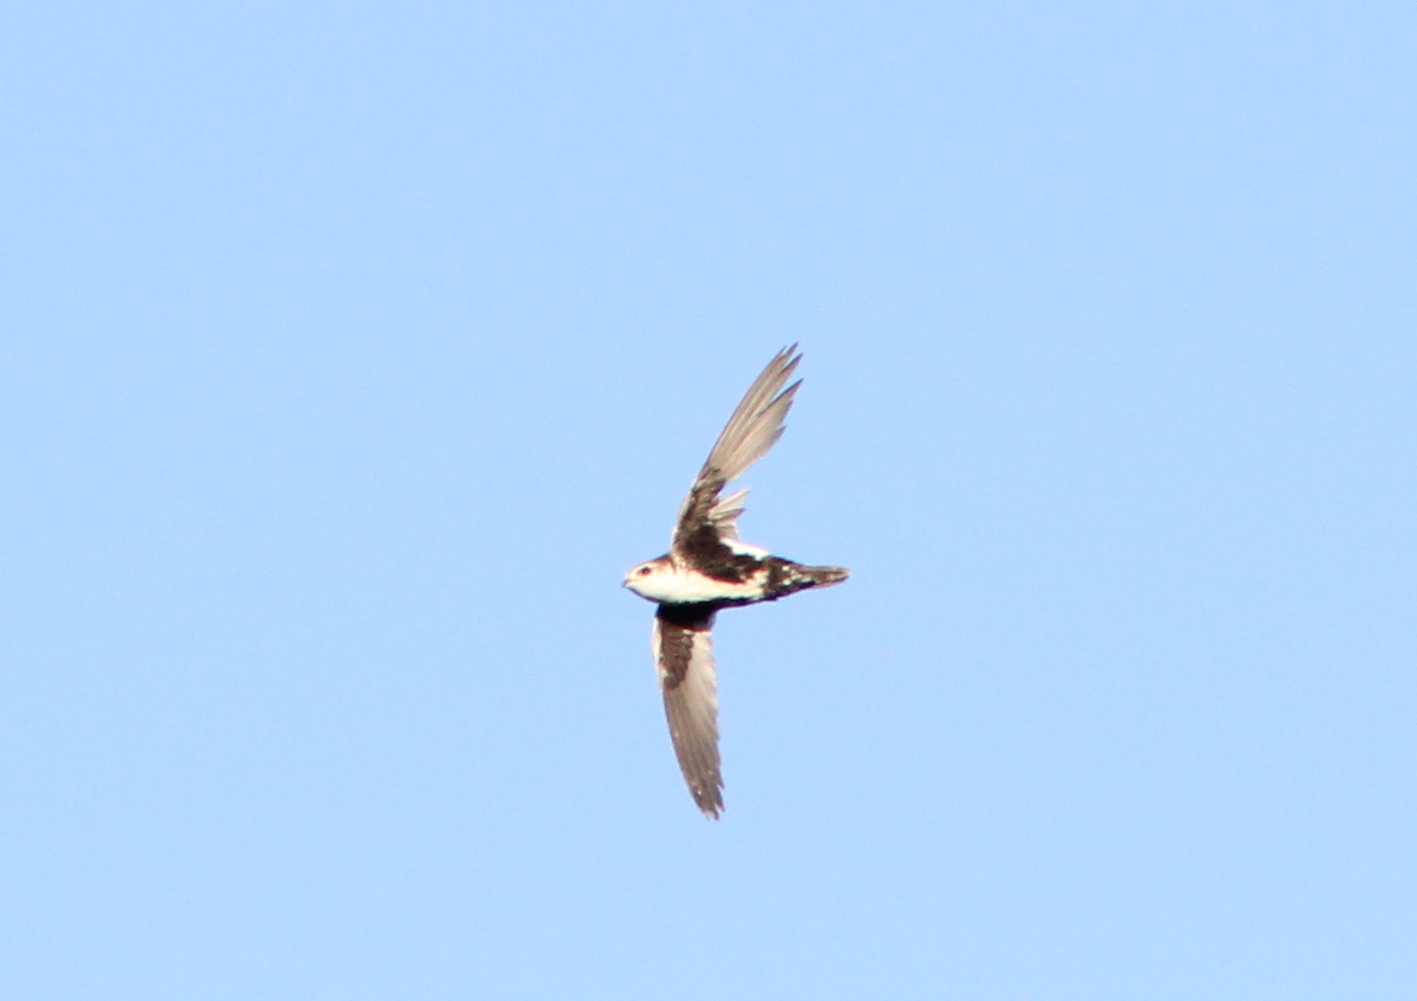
[{"xmin": 764, "ymin": 559, "xmax": 850, "ymax": 600}]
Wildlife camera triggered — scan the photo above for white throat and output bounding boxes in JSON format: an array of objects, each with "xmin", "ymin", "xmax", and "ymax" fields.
[{"xmin": 625, "ymin": 561, "xmax": 764, "ymax": 604}]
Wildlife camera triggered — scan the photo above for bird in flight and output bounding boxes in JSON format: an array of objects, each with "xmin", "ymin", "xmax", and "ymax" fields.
[{"xmin": 623, "ymin": 346, "xmax": 848, "ymax": 818}]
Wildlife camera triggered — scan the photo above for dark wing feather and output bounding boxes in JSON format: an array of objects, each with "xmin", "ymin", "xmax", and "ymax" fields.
[
  {"xmin": 671, "ymin": 346, "xmax": 802, "ymax": 556},
  {"xmin": 652, "ymin": 604, "xmax": 723, "ymax": 818}
]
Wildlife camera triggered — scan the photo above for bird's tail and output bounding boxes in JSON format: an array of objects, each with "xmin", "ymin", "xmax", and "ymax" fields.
[{"xmin": 764, "ymin": 559, "xmax": 850, "ymax": 600}]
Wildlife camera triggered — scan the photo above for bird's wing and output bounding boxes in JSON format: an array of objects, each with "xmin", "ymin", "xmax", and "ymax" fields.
[
  {"xmin": 653, "ymin": 604, "xmax": 723, "ymax": 817},
  {"xmin": 672, "ymin": 346, "xmax": 802, "ymax": 554}
]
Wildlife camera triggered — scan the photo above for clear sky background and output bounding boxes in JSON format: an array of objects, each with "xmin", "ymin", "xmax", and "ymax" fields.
[{"xmin": 3, "ymin": 3, "xmax": 1413, "ymax": 998}]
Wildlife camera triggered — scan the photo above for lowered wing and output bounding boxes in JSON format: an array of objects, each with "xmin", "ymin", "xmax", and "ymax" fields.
[{"xmin": 652, "ymin": 603, "xmax": 723, "ymax": 817}]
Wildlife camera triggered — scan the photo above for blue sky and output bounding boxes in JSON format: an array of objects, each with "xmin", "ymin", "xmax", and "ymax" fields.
[{"xmin": 2, "ymin": 3, "xmax": 1414, "ymax": 998}]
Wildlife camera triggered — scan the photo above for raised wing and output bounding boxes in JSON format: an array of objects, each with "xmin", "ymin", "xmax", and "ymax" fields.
[
  {"xmin": 652, "ymin": 603, "xmax": 723, "ymax": 817},
  {"xmin": 672, "ymin": 346, "xmax": 802, "ymax": 555}
]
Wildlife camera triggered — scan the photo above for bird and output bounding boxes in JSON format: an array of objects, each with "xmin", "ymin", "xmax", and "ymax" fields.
[{"xmin": 623, "ymin": 346, "xmax": 849, "ymax": 818}]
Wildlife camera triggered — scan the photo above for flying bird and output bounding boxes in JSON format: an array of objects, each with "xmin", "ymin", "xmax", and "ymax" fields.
[{"xmin": 623, "ymin": 346, "xmax": 849, "ymax": 818}]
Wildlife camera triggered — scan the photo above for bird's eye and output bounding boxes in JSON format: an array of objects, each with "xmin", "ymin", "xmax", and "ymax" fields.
[{"xmin": 638, "ymin": 566, "xmax": 653, "ymax": 576}]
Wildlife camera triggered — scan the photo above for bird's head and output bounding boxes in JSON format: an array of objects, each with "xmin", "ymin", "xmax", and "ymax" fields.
[{"xmin": 623, "ymin": 556, "xmax": 676, "ymax": 601}]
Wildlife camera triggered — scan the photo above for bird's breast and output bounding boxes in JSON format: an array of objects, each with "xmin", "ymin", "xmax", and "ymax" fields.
[{"xmin": 633, "ymin": 563, "xmax": 768, "ymax": 604}]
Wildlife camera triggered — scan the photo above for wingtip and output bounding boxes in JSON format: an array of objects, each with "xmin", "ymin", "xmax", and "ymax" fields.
[
  {"xmin": 690, "ymin": 778, "xmax": 725, "ymax": 819},
  {"xmin": 766, "ymin": 344, "xmax": 803, "ymax": 383}
]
